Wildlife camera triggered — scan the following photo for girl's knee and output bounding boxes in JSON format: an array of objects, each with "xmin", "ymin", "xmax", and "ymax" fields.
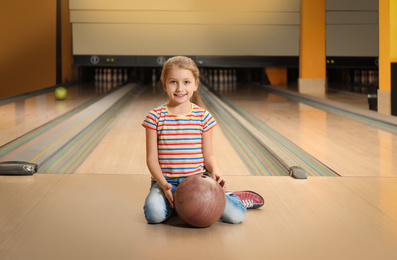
[
  {"xmin": 221, "ymin": 193, "xmax": 247, "ymax": 224},
  {"xmin": 144, "ymin": 187, "xmax": 170, "ymax": 224},
  {"xmin": 221, "ymin": 210, "xmax": 246, "ymax": 224},
  {"xmin": 144, "ymin": 205, "xmax": 168, "ymax": 224}
]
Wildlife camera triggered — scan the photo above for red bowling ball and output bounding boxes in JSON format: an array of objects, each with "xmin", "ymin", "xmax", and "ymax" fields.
[{"xmin": 174, "ymin": 174, "xmax": 226, "ymax": 227}]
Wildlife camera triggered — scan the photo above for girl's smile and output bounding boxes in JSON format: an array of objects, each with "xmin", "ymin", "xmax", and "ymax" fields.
[{"xmin": 174, "ymin": 93, "xmax": 187, "ymax": 97}]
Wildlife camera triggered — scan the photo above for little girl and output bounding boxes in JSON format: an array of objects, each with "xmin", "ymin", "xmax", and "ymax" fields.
[{"xmin": 142, "ymin": 56, "xmax": 263, "ymax": 224}]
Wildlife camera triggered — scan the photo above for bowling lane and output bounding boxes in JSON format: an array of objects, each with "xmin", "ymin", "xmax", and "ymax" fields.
[
  {"xmin": 0, "ymin": 84, "xmax": 103, "ymax": 147},
  {"xmin": 75, "ymin": 84, "xmax": 251, "ymax": 176},
  {"xmin": 215, "ymin": 83, "xmax": 397, "ymax": 177}
]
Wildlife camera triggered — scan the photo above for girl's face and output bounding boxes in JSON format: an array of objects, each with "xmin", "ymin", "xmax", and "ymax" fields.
[{"xmin": 163, "ymin": 68, "xmax": 198, "ymax": 106}]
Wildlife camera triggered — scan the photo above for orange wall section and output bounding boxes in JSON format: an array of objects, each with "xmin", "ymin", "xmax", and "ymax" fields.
[
  {"xmin": 390, "ymin": 0, "xmax": 397, "ymax": 62},
  {"xmin": 265, "ymin": 68, "xmax": 288, "ymax": 86},
  {"xmin": 0, "ymin": 0, "xmax": 56, "ymax": 99},
  {"xmin": 379, "ymin": 0, "xmax": 390, "ymax": 92},
  {"xmin": 299, "ymin": 0, "xmax": 326, "ymax": 79}
]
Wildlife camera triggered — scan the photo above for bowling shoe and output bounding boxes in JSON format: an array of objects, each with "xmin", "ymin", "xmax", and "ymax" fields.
[{"xmin": 229, "ymin": 191, "xmax": 264, "ymax": 209}]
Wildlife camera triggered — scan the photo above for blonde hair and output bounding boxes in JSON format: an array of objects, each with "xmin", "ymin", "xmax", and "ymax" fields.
[{"xmin": 160, "ymin": 56, "xmax": 204, "ymax": 107}]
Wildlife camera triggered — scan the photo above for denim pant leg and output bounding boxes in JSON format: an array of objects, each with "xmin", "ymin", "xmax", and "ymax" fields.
[
  {"xmin": 143, "ymin": 178, "xmax": 182, "ymax": 224},
  {"xmin": 220, "ymin": 193, "xmax": 247, "ymax": 224},
  {"xmin": 143, "ymin": 183, "xmax": 172, "ymax": 224}
]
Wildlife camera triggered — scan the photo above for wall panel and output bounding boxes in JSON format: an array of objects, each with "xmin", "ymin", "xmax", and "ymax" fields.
[
  {"xmin": 326, "ymin": 0, "xmax": 378, "ymax": 11},
  {"xmin": 70, "ymin": 0, "xmax": 300, "ymax": 57},
  {"xmin": 70, "ymin": 11, "xmax": 300, "ymax": 25},
  {"xmin": 326, "ymin": 11, "xmax": 378, "ymax": 24},
  {"xmin": 326, "ymin": 25, "xmax": 379, "ymax": 56},
  {"xmin": 326, "ymin": 0, "xmax": 378, "ymax": 56},
  {"xmin": 69, "ymin": 0, "xmax": 300, "ymax": 12},
  {"xmin": 72, "ymin": 24, "xmax": 299, "ymax": 56}
]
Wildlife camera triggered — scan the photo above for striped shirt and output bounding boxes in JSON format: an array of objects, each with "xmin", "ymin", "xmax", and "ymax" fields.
[{"xmin": 142, "ymin": 103, "xmax": 217, "ymax": 177}]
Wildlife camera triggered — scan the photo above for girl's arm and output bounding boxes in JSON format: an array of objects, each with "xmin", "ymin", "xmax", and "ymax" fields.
[
  {"xmin": 145, "ymin": 128, "xmax": 174, "ymax": 208},
  {"xmin": 202, "ymin": 128, "xmax": 228, "ymax": 191}
]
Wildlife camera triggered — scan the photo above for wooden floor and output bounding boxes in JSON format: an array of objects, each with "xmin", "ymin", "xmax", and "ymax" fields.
[{"xmin": 1, "ymin": 82, "xmax": 397, "ymax": 260}]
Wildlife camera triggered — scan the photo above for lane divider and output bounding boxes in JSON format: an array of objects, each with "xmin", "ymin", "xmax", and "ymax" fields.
[
  {"xmin": 39, "ymin": 86, "xmax": 144, "ymax": 173},
  {"xmin": 260, "ymin": 85, "xmax": 397, "ymax": 135},
  {"xmin": 0, "ymin": 85, "xmax": 135, "ymax": 166},
  {"xmin": 200, "ymin": 84, "xmax": 339, "ymax": 177}
]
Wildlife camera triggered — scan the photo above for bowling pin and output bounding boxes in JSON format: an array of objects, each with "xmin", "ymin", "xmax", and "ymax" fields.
[
  {"xmin": 124, "ymin": 69, "xmax": 128, "ymax": 83},
  {"xmin": 152, "ymin": 69, "xmax": 156, "ymax": 86},
  {"xmin": 94, "ymin": 69, "xmax": 98, "ymax": 82},
  {"xmin": 118, "ymin": 69, "xmax": 123, "ymax": 83},
  {"xmin": 103, "ymin": 69, "xmax": 107, "ymax": 82},
  {"xmin": 361, "ymin": 70, "xmax": 365, "ymax": 85},
  {"xmin": 107, "ymin": 69, "xmax": 110, "ymax": 82},
  {"xmin": 107, "ymin": 68, "xmax": 110, "ymax": 82},
  {"xmin": 99, "ymin": 68, "xmax": 103, "ymax": 82},
  {"xmin": 113, "ymin": 69, "xmax": 117, "ymax": 83},
  {"xmin": 213, "ymin": 70, "xmax": 218, "ymax": 83},
  {"xmin": 104, "ymin": 69, "xmax": 108, "ymax": 82}
]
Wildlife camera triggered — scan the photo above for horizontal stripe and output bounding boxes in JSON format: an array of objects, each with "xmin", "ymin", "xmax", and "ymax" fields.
[
  {"xmin": 161, "ymin": 167, "xmax": 201, "ymax": 173},
  {"xmin": 162, "ymin": 171, "xmax": 205, "ymax": 176},
  {"xmin": 156, "ymin": 128, "xmax": 203, "ymax": 132},
  {"xmin": 160, "ymin": 118, "xmax": 204, "ymax": 122},
  {"xmin": 161, "ymin": 163, "xmax": 204, "ymax": 166},
  {"xmin": 159, "ymin": 141, "xmax": 201, "ymax": 144},
  {"xmin": 159, "ymin": 132, "xmax": 201, "ymax": 135},
  {"xmin": 158, "ymin": 148, "xmax": 202, "ymax": 151},
  {"xmin": 158, "ymin": 152, "xmax": 202, "ymax": 155},
  {"xmin": 159, "ymin": 158, "xmax": 203, "ymax": 161},
  {"xmin": 158, "ymin": 144, "xmax": 202, "ymax": 147}
]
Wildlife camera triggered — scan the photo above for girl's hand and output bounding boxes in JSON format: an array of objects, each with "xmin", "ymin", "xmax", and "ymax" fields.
[
  {"xmin": 212, "ymin": 173, "xmax": 228, "ymax": 191},
  {"xmin": 162, "ymin": 182, "xmax": 175, "ymax": 208}
]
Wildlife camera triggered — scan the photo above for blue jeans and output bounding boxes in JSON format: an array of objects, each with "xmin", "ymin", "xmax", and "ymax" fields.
[{"xmin": 144, "ymin": 177, "xmax": 247, "ymax": 224}]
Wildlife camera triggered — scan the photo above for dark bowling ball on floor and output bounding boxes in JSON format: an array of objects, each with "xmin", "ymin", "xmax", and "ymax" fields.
[{"xmin": 174, "ymin": 175, "xmax": 226, "ymax": 227}]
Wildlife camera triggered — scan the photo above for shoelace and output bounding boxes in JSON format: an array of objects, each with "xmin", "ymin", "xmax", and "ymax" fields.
[{"xmin": 241, "ymin": 199, "xmax": 254, "ymax": 209}]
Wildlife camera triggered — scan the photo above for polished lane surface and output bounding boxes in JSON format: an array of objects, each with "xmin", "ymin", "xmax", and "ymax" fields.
[
  {"xmin": 0, "ymin": 84, "xmax": 104, "ymax": 147},
  {"xmin": 214, "ymin": 82, "xmax": 396, "ymax": 177}
]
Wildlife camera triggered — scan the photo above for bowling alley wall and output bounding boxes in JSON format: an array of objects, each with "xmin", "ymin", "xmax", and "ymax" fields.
[
  {"xmin": 71, "ymin": 0, "xmax": 379, "ymax": 96},
  {"xmin": 70, "ymin": 0, "xmax": 377, "ymax": 58},
  {"xmin": 1, "ymin": 0, "xmax": 379, "ymax": 99},
  {"xmin": 70, "ymin": 0, "xmax": 300, "ymax": 56}
]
